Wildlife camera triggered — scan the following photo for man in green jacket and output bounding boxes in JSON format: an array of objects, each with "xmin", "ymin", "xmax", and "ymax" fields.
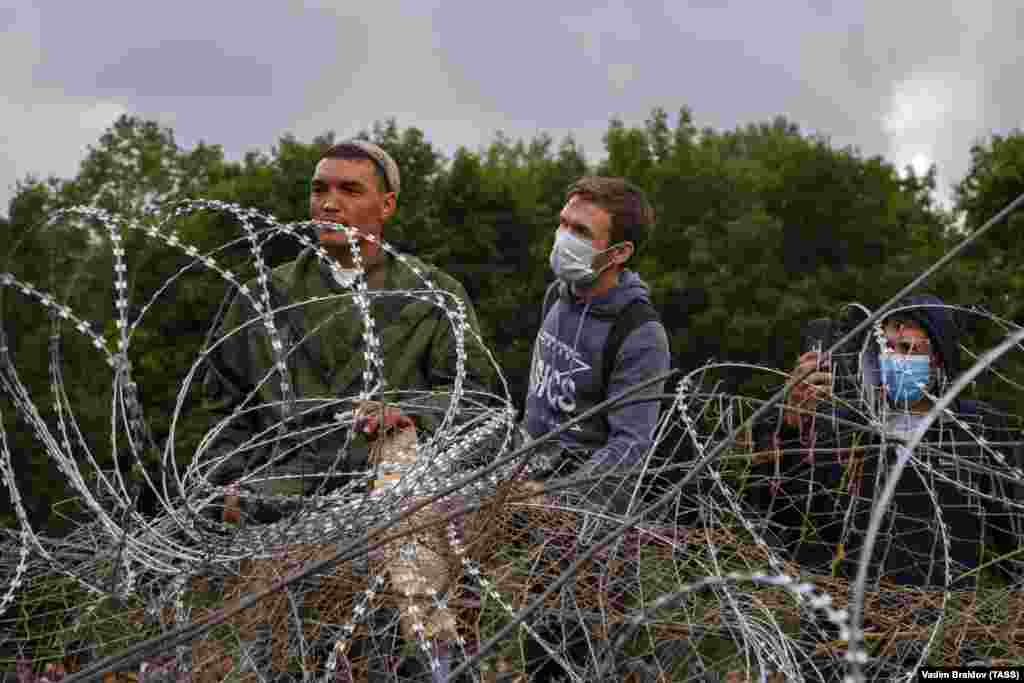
[{"xmin": 199, "ymin": 139, "xmax": 495, "ymax": 520}]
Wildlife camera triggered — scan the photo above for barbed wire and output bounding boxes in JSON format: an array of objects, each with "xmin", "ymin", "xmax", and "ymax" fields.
[{"xmin": 1, "ymin": 200, "xmax": 1023, "ymax": 681}]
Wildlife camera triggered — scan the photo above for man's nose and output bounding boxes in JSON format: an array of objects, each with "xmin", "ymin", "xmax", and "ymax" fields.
[{"xmin": 320, "ymin": 193, "xmax": 342, "ymax": 212}]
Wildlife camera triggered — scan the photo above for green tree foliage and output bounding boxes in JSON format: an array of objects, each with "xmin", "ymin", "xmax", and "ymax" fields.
[
  {"xmin": 954, "ymin": 131, "xmax": 1024, "ymax": 317},
  {"xmin": 1, "ymin": 179, "xmax": 77, "ymax": 528},
  {"xmin": 3, "ymin": 107, "xmax": 975, "ymax": 532},
  {"xmin": 946, "ymin": 131, "xmax": 1024, "ymax": 414},
  {"xmin": 1, "ymin": 118, "xmax": 240, "ymax": 530},
  {"xmin": 608, "ymin": 109, "xmax": 951, "ymax": 395}
]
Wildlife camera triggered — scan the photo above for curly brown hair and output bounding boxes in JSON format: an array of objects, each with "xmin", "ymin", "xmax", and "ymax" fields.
[{"xmin": 566, "ymin": 176, "xmax": 655, "ymax": 252}]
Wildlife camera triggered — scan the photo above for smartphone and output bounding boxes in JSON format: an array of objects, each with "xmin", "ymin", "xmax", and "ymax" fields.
[
  {"xmin": 801, "ymin": 318, "xmax": 834, "ymax": 354},
  {"xmin": 800, "ymin": 318, "xmax": 834, "ymax": 371}
]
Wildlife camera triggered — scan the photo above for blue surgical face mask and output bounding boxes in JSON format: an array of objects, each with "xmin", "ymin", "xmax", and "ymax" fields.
[
  {"xmin": 548, "ymin": 229, "xmax": 615, "ymax": 287},
  {"xmin": 880, "ymin": 354, "xmax": 931, "ymax": 404}
]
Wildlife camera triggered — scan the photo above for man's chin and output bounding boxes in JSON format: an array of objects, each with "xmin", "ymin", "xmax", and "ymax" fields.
[{"xmin": 318, "ymin": 229, "xmax": 356, "ymax": 247}]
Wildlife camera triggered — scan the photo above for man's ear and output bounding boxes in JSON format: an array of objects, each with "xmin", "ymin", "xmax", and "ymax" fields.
[
  {"xmin": 615, "ymin": 241, "xmax": 634, "ymax": 265},
  {"xmin": 380, "ymin": 192, "xmax": 397, "ymax": 222}
]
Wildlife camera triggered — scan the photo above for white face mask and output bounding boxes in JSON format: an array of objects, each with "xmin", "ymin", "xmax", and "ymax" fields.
[
  {"xmin": 331, "ymin": 268, "xmax": 361, "ymax": 288},
  {"xmin": 548, "ymin": 229, "xmax": 617, "ymax": 287}
]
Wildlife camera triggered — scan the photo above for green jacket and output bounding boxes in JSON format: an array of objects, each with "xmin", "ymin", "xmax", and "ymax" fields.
[{"xmin": 199, "ymin": 247, "xmax": 494, "ymax": 493}]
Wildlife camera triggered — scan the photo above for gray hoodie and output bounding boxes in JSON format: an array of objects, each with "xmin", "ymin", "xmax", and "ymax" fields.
[{"xmin": 524, "ymin": 270, "xmax": 671, "ymax": 472}]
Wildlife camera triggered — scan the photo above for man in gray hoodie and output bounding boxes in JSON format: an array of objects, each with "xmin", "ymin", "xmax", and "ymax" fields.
[
  {"xmin": 520, "ymin": 177, "xmax": 671, "ymax": 680},
  {"xmin": 523, "ymin": 176, "xmax": 671, "ymax": 499}
]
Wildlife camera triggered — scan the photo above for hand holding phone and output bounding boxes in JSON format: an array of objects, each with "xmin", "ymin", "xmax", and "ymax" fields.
[{"xmin": 785, "ymin": 319, "xmax": 836, "ymax": 426}]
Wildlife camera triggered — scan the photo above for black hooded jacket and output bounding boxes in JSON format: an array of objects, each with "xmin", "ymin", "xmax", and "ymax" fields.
[{"xmin": 748, "ymin": 296, "xmax": 1024, "ymax": 587}]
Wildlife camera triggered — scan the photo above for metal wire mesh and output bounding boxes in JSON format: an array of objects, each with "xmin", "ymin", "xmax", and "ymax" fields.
[{"xmin": 1, "ymin": 202, "xmax": 1022, "ymax": 682}]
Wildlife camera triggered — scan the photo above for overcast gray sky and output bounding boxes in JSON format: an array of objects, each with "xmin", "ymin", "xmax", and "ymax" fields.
[{"xmin": 2, "ymin": 0, "xmax": 1021, "ymax": 217}]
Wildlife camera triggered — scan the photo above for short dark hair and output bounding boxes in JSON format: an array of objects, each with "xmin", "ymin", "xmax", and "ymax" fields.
[
  {"xmin": 321, "ymin": 142, "xmax": 392, "ymax": 194},
  {"xmin": 566, "ymin": 176, "xmax": 655, "ymax": 252}
]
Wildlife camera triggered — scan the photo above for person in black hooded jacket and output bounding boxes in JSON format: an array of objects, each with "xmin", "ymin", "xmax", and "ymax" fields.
[{"xmin": 747, "ymin": 294, "xmax": 1024, "ymax": 589}]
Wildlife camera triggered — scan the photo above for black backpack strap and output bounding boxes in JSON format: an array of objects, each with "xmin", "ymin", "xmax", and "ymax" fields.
[{"xmin": 602, "ymin": 300, "xmax": 661, "ymax": 386}]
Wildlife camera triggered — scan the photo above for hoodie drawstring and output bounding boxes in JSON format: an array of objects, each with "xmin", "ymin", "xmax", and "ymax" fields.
[{"xmin": 572, "ymin": 298, "xmax": 593, "ymax": 356}]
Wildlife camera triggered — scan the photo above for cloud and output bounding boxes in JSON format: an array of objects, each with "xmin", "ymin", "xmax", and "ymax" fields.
[
  {"xmin": 92, "ymin": 40, "xmax": 275, "ymax": 97},
  {"xmin": 0, "ymin": 5, "xmax": 128, "ymax": 213},
  {"xmin": 0, "ymin": 97, "xmax": 129, "ymax": 200},
  {"xmin": 882, "ymin": 74, "xmax": 980, "ymax": 185},
  {"xmin": 0, "ymin": 2, "xmax": 358, "ymax": 214},
  {"xmin": 868, "ymin": 0, "xmax": 1023, "ymax": 204},
  {"xmin": 284, "ymin": 1, "xmax": 569, "ymax": 163},
  {"xmin": 777, "ymin": 0, "xmax": 1022, "ymax": 206},
  {"xmin": 4, "ymin": 0, "xmax": 1024, "ymax": 220},
  {"xmin": 606, "ymin": 64, "xmax": 636, "ymax": 92}
]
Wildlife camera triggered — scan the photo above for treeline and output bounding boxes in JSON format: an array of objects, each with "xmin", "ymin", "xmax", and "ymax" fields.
[{"xmin": 2, "ymin": 107, "xmax": 1023, "ymax": 531}]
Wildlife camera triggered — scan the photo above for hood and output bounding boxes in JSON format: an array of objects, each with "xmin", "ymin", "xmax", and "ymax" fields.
[
  {"xmin": 859, "ymin": 294, "xmax": 962, "ymax": 410},
  {"xmin": 556, "ymin": 269, "xmax": 654, "ymax": 318},
  {"xmin": 884, "ymin": 294, "xmax": 961, "ymax": 378}
]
